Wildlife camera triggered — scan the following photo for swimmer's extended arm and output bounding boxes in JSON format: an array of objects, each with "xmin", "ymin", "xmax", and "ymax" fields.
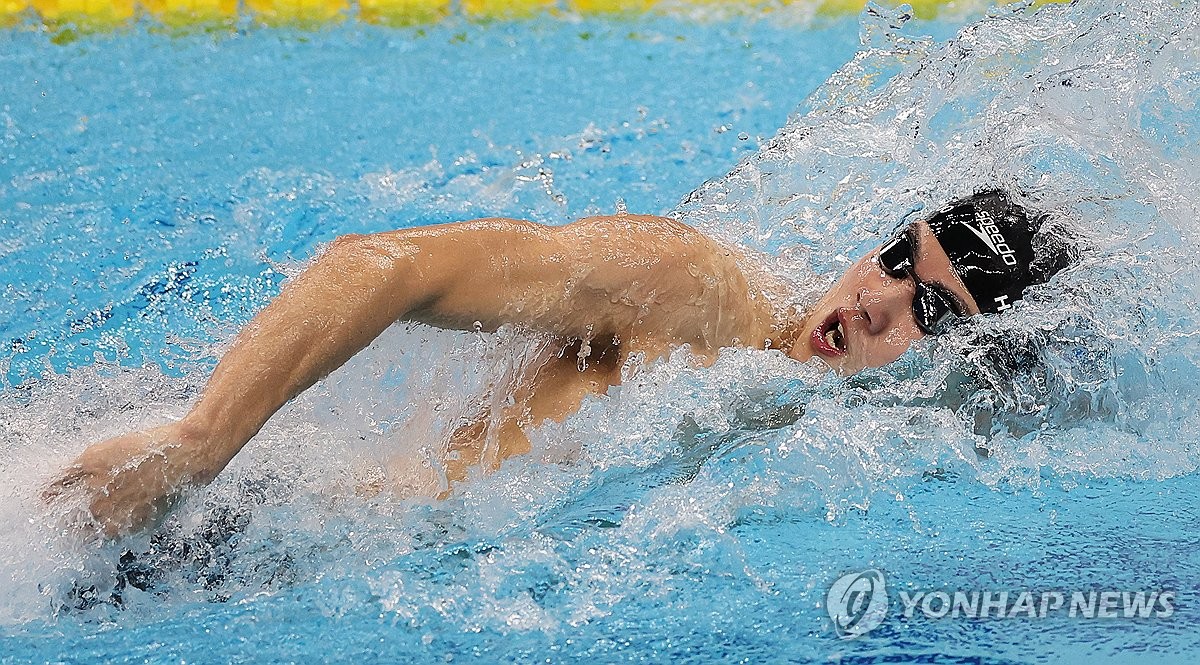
[{"xmin": 45, "ymin": 214, "xmax": 725, "ymax": 537}]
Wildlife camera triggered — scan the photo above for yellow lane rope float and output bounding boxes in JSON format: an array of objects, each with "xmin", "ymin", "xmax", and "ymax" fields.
[{"xmin": 2, "ymin": 0, "xmax": 1071, "ymax": 31}]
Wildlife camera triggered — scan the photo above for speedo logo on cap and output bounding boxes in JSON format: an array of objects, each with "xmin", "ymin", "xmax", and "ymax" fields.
[{"xmin": 959, "ymin": 210, "xmax": 1018, "ymax": 266}]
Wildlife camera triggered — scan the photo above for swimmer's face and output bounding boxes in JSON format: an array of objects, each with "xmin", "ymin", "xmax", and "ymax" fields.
[{"xmin": 790, "ymin": 221, "xmax": 981, "ymax": 374}]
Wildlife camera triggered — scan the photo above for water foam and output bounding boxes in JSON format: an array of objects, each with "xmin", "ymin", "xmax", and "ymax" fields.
[{"xmin": 678, "ymin": 0, "xmax": 1200, "ymax": 482}]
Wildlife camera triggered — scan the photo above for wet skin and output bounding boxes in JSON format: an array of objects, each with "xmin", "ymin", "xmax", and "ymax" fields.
[
  {"xmin": 45, "ymin": 214, "xmax": 980, "ymax": 537},
  {"xmin": 791, "ymin": 220, "xmax": 981, "ymax": 375}
]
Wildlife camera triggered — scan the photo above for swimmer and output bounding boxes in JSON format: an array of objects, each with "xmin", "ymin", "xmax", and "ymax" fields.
[{"xmin": 44, "ymin": 189, "xmax": 1076, "ymax": 537}]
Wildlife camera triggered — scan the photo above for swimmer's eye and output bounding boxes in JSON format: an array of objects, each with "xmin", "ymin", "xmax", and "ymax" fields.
[
  {"xmin": 878, "ymin": 233, "xmax": 915, "ymax": 278},
  {"xmin": 878, "ymin": 230, "xmax": 964, "ymax": 336},
  {"xmin": 912, "ymin": 283, "xmax": 962, "ymax": 335}
]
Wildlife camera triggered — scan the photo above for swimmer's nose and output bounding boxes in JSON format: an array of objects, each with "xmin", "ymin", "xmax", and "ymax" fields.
[{"xmin": 858, "ymin": 279, "xmax": 916, "ymax": 336}]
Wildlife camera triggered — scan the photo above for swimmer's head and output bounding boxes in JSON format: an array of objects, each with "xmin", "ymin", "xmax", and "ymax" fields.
[{"xmin": 791, "ymin": 190, "xmax": 1078, "ymax": 374}]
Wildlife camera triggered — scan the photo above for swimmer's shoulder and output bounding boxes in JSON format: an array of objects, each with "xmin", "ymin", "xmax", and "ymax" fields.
[
  {"xmin": 557, "ymin": 213, "xmax": 775, "ymax": 350},
  {"xmin": 560, "ymin": 212, "xmax": 695, "ymax": 240},
  {"xmin": 558, "ymin": 213, "xmax": 736, "ymax": 268}
]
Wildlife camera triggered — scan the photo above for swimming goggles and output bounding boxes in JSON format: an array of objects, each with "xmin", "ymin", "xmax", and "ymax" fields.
[{"xmin": 877, "ymin": 229, "xmax": 965, "ymax": 335}]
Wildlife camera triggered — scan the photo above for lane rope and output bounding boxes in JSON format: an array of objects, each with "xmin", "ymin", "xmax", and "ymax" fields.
[{"xmin": 2, "ymin": 0, "xmax": 1070, "ymax": 31}]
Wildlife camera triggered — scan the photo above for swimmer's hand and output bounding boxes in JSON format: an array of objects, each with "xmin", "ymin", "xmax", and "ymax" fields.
[{"xmin": 42, "ymin": 423, "xmax": 218, "ymax": 539}]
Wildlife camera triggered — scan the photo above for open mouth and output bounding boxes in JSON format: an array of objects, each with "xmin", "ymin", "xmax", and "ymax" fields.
[{"xmin": 810, "ymin": 310, "xmax": 848, "ymax": 358}]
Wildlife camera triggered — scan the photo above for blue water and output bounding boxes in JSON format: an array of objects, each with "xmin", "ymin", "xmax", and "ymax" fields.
[
  {"xmin": 3, "ymin": 2, "xmax": 1200, "ymax": 663},
  {"xmin": 0, "ymin": 15, "xmax": 872, "ymax": 383}
]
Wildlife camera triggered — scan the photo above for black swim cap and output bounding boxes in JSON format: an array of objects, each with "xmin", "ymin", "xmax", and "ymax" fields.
[{"xmin": 925, "ymin": 190, "xmax": 1062, "ymax": 314}]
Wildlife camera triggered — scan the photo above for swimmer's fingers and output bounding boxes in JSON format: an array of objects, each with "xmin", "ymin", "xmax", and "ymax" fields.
[
  {"xmin": 41, "ymin": 464, "xmax": 89, "ymax": 504},
  {"xmin": 40, "ymin": 433, "xmax": 178, "ymax": 538},
  {"xmin": 39, "ymin": 463, "xmax": 115, "ymax": 542}
]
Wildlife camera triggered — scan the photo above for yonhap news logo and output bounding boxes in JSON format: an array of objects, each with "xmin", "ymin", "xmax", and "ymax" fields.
[
  {"xmin": 826, "ymin": 569, "xmax": 1175, "ymax": 639},
  {"xmin": 826, "ymin": 569, "xmax": 889, "ymax": 639}
]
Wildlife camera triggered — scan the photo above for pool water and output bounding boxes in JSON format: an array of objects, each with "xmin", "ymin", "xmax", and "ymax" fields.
[{"xmin": 2, "ymin": 0, "xmax": 1200, "ymax": 662}]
